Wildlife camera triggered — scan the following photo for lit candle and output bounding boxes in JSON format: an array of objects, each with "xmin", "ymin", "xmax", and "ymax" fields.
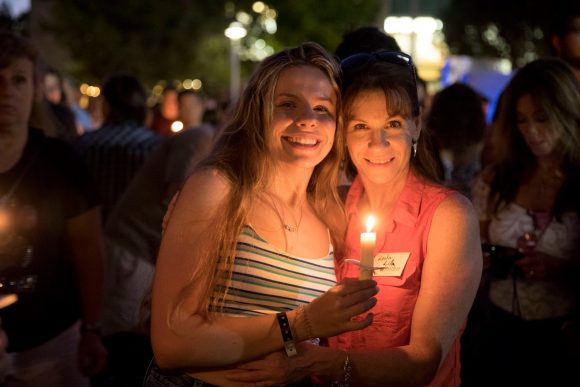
[{"xmin": 360, "ymin": 215, "xmax": 376, "ymax": 280}]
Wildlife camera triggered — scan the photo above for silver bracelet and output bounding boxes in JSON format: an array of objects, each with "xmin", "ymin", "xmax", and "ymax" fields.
[
  {"xmin": 343, "ymin": 351, "xmax": 352, "ymax": 387},
  {"xmin": 331, "ymin": 351, "xmax": 352, "ymax": 387}
]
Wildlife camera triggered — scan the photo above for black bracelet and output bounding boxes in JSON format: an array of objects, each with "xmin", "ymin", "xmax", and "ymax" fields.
[{"xmin": 276, "ymin": 312, "xmax": 297, "ymax": 357}]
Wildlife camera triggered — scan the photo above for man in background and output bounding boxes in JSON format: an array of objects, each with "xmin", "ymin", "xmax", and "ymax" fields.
[{"xmin": 550, "ymin": 3, "xmax": 580, "ymax": 79}]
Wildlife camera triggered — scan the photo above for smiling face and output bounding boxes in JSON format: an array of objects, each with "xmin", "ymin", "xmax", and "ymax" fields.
[
  {"xmin": 267, "ymin": 65, "xmax": 337, "ymax": 170},
  {"xmin": 516, "ymin": 93, "xmax": 561, "ymax": 158},
  {"xmin": 346, "ymin": 89, "xmax": 420, "ymax": 187}
]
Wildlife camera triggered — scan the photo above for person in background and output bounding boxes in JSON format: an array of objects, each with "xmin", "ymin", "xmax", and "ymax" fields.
[
  {"xmin": 63, "ymin": 75, "xmax": 94, "ymax": 134},
  {"xmin": 40, "ymin": 66, "xmax": 79, "ymax": 141},
  {"xmin": 228, "ymin": 50, "xmax": 481, "ymax": 387},
  {"xmin": 334, "ymin": 25, "xmax": 401, "ymax": 61},
  {"xmin": 334, "ymin": 26, "xmax": 432, "ymax": 121},
  {"xmin": 427, "ymin": 82, "xmax": 487, "ymax": 198},
  {"xmin": 416, "ymin": 75, "xmax": 433, "ymax": 128},
  {"xmin": 470, "ymin": 58, "xmax": 580, "ymax": 386},
  {"xmin": 86, "ymin": 93, "xmax": 104, "ymax": 129},
  {"xmin": 150, "ymin": 85, "xmax": 179, "ymax": 136},
  {"xmin": 550, "ymin": 3, "xmax": 580, "ymax": 80},
  {"xmin": 74, "ymin": 73, "xmax": 162, "ymax": 223},
  {"xmin": 428, "ymin": 83, "xmax": 493, "ymax": 385},
  {"xmin": 145, "ymin": 42, "xmax": 378, "ymax": 387},
  {"xmin": 42, "ymin": 67, "xmax": 65, "ymax": 105},
  {"xmin": 95, "ymin": 93, "xmax": 216, "ymax": 387},
  {"xmin": 177, "ymin": 89, "xmax": 205, "ymax": 131},
  {"xmin": 0, "ymin": 30, "xmax": 107, "ymax": 387}
]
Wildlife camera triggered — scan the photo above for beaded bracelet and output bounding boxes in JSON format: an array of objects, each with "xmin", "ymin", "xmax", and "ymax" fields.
[{"xmin": 297, "ymin": 305, "xmax": 314, "ymax": 339}]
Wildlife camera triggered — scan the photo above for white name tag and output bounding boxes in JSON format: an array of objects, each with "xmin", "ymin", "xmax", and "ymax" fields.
[{"xmin": 372, "ymin": 252, "xmax": 411, "ymax": 277}]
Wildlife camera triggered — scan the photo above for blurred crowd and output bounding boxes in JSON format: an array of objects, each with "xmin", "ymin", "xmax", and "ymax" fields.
[{"xmin": 0, "ymin": 2, "xmax": 579, "ymax": 386}]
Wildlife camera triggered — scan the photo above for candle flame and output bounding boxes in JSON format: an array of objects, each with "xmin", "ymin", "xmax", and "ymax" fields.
[{"xmin": 366, "ymin": 215, "xmax": 375, "ymax": 232}]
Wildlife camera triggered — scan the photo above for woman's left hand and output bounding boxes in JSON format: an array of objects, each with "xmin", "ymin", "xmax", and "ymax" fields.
[{"xmin": 225, "ymin": 342, "xmax": 316, "ymax": 386}]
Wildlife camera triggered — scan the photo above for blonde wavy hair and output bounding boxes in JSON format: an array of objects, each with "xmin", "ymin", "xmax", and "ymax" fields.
[{"xmin": 172, "ymin": 42, "xmax": 346, "ymax": 322}]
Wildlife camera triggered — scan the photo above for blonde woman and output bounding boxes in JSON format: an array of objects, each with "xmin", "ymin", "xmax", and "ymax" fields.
[{"xmin": 146, "ymin": 42, "xmax": 378, "ymax": 386}]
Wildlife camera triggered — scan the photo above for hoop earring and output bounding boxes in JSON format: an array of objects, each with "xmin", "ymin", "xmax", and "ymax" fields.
[{"xmin": 412, "ymin": 139, "xmax": 417, "ymax": 158}]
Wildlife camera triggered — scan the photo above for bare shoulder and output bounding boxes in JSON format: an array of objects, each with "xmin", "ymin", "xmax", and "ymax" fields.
[
  {"xmin": 427, "ymin": 192, "xmax": 482, "ymax": 269},
  {"xmin": 432, "ymin": 192, "xmax": 478, "ymax": 230},
  {"xmin": 180, "ymin": 168, "xmax": 230, "ymax": 204},
  {"xmin": 170, "ymin": 168, "xmax": 231, "ymax": 224}
]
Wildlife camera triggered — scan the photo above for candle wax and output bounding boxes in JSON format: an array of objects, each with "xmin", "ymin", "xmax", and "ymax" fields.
[{"xmin": 360, "ymin": 231, "xmax": 376, "ymax": 279}]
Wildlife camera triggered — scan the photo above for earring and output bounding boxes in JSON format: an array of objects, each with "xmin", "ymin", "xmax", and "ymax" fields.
[{"xmin": 412, "ymin": 139, "xmax": 417, "ymax": 158}]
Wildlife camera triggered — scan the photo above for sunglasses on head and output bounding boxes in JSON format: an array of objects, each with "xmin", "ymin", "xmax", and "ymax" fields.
[
  {"xmin": 340, "ymin": 50, "xmax": 420, "ymax": 115},
  {"xmin": 340, "ymin": 50, "xmax": 418, "ymax": 87}
]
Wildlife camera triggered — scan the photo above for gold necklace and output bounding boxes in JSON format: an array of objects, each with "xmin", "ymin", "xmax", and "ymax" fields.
[
  {"xmin": 266, "ymin": 193, "xmax": 305, "ymax": 233},
  {"xmin": 283, "ymin": 223, "xmax": 299, "ymax": 232}
]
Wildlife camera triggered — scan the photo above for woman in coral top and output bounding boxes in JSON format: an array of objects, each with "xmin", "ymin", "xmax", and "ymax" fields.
[{"xmin": 227, "ymin": 50, "xmax": 482, "ymax": 387}]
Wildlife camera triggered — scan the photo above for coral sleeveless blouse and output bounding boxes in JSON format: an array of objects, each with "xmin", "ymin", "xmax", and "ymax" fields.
[{"xmin": 329, "ymin": 171, "xmax": 461, "ymax": 387}]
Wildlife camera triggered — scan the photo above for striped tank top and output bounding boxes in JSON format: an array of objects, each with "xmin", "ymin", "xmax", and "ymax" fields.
[{"xmin": 218, "ymin": 225, "xmax": 336, "ymax": 316}]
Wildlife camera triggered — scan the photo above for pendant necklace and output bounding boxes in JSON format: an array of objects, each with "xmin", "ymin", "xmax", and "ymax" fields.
[
  {"xmin": 283, "ymin": 221, "xmax": 299, "ymax": 233},
  {"xmin": 269, "ymin": 194, "xmax": 304, "ymax": 233}
]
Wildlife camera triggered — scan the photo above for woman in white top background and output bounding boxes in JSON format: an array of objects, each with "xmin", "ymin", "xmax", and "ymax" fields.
[{"xmin": 470, "ymin": 57, "xmax": 580, "ymax": 386}]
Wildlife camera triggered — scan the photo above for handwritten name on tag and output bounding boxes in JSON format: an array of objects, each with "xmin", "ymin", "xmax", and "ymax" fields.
[{"xmin": 373, "ymin": 252, "xmax": 410, "ymax": 277}]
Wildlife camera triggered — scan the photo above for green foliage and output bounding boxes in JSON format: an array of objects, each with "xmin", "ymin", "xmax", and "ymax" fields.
[
  {"xmin": 191, "ymin": 34, "xmax": 234, "ymax": 97},
  {"xmin": 47, "ymin": 0, "xmax": 231, "ymax": 93},
  {"xmin": 270, "ymin": 0, "xmax": 381, "ymax": 52},
  {"xmin": 36, "ymin": 0, "xmax": 380, "ymax": 96},
  {"xmin": 439, "ymin": 0, "xmax": 568, "ymax": 67}
]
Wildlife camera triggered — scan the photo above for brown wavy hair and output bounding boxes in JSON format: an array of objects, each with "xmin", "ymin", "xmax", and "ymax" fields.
[
  {"xmin": 340, "ymin": 52, "xmax": 443, "ymax": 183},
  {"xmin": 487, "ymin": 58, "xmax": 580, "ymax": 218}
]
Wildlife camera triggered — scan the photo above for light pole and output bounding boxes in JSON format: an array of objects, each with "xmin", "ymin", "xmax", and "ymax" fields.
[{"xmin": 224, "ymin": 21, "xmax": 247, "ymax": 106}]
